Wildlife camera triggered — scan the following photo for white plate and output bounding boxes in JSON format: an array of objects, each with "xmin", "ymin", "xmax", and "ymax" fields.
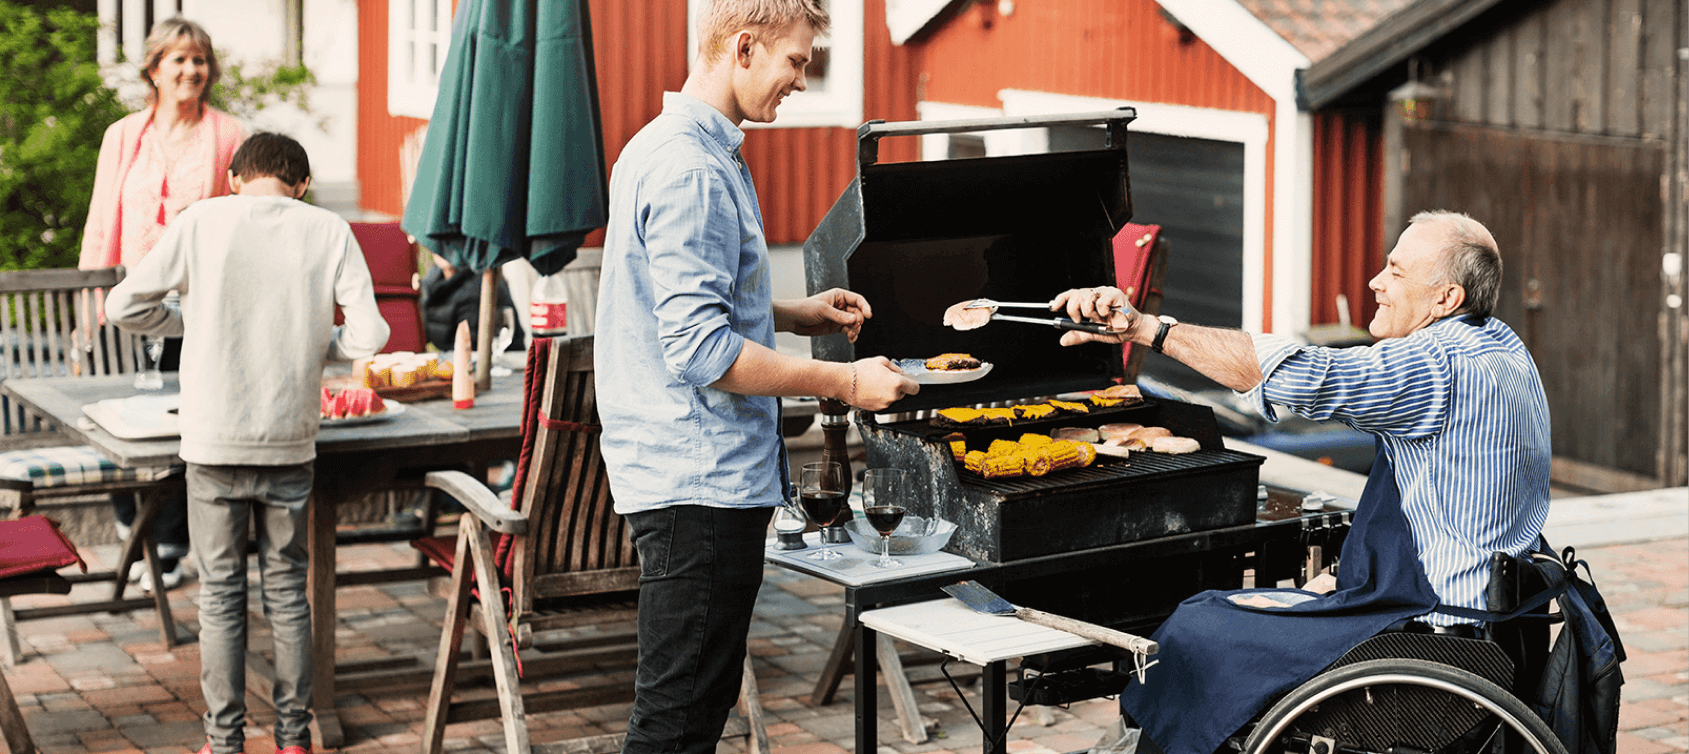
[
  {"xmin": 320, "ymin": 400, "xmax": 406, "ymax": 428},
  {"xmin": 895, "ymin": 359, "xmax": 994, "ymax": 385}
]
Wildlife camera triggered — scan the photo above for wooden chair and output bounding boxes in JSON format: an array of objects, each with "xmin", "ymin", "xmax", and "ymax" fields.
[
  {"xmin": 347, "ymin": 223, "xmax": 427, "ymax": 353},
  {"xmin": 0, "ymin": 268, "xmax": 182, "ymax": 666},
  {"xmin": 412, "ymin": 335, "xmax": 768, "ymax": 754}
]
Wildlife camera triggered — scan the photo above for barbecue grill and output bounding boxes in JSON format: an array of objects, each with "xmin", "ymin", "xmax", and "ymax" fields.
[{"xmin": 804, "ymin": 111, "xmax": 1265, "ymax": 568}]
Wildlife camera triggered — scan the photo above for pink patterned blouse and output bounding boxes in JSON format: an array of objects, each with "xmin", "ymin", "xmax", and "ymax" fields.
[{"xmin": 117, "ymin": 119, "xmax": 212, "ymax": 265}]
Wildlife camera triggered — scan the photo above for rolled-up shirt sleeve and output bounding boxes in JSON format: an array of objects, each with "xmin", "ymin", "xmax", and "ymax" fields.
[
  {"xmin": 1244, "ymin": 332, "xmax": 1452, "ymax": 439},
  {"xmin": 642, "ymin": 166, "xmax": 745, "ymax": 386}
]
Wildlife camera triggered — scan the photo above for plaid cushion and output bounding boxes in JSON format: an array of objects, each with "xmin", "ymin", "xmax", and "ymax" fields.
[{"xmin": 0, "ymin": 446, "xmax": 176, "ymax": 488}]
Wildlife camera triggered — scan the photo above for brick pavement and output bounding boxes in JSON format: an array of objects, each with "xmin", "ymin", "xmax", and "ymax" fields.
[{"xmin": 4, "ymin": 535, "xmax": 1684, "ymax": 754}]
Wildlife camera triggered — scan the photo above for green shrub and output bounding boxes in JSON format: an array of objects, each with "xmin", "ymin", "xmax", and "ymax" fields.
[{"xmin": 0, "ymin": 2, "xmax": 126, "ymax": 271}]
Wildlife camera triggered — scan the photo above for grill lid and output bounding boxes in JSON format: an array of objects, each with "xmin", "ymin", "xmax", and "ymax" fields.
[{"xmin": 805, "ymin": 111, "xmax": 1138, "ymax": 413}]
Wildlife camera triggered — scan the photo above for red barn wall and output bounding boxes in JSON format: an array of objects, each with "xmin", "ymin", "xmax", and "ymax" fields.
[
  {"xmin": 1310, "ymin": 110, "xmax": 1384, "ymax": 328},
  {"xmin": 357, "ymin": 0, "xmax": 917, "ymax": 246}
]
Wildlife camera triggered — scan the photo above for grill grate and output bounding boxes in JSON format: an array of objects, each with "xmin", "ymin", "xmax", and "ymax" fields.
[{"xmin": 963, "ymin": 449, "xmax": 1262, "ymax": 499}]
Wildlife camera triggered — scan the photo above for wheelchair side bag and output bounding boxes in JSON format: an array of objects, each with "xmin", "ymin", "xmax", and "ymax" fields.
[{"xmin": 1445, "ymin": 545, "xmax": 1627, "ymax": 754}]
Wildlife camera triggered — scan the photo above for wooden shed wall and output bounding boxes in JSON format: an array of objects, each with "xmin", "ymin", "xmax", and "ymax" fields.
[
  {"xmin": 1403, "ymin": 0, "xmax": 1686, "ymax": 484},
  {"xmin": 1438, "ymin": 0, "xmax": 1680, "ymax": 140},
  {"xmin": 358, "ymin": 0, "xmax": 916, "ymax": 245}
]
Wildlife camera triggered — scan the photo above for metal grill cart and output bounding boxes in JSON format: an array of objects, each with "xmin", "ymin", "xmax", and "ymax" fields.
[{"xmin": 782, "ymin": 112, "xmax": 1357, "ymax": 754}]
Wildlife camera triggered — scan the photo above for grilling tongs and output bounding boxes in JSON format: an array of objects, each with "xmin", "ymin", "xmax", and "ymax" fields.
[{"xmin": 943, "ymin": 298, "xmax": 1127, "ymax": 335}]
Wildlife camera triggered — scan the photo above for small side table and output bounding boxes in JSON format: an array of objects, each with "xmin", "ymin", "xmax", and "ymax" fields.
[{"xmin": 859, "ymin": 598, "xmax": 1101, "ymax": 754}]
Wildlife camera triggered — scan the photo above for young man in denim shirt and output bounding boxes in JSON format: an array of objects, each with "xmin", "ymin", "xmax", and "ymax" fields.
[{"xmin": 595, "ymin": 2, "xmax": 918, "ymax": 752}]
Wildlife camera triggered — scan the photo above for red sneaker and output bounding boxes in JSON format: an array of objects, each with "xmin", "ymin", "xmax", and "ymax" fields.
[
  {"xmin": 195, "ymin": 743, "xmax": 213, "ymax": 754},
  {"xmin": 277, "ymin": 747, "xmax": 311, "ymax": 754}
]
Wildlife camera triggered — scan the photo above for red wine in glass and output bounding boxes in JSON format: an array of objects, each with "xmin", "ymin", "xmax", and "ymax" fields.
[
  {"xmin": 865, "ymin": 506, "xmax": 905, "ymax": 536},
  {"xmin": 800, "ymin": 490, "xmax": 847, "ymax": 530}
]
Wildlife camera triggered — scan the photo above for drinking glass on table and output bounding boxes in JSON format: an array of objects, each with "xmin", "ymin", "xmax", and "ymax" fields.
[
  {"xmin": 798, "ymin": 461, "xmax": 848, "ymax": 561},
  {"xmin": 134, "ymin": 335, "xmax": 165, "ymax": 391},
  {"xmin": 863, "ymin": 468, "xmax": 909, "ymax": 569},
  {"xmin": 490, "ymin": 308, "xmax": 517, "ymax": 377}
]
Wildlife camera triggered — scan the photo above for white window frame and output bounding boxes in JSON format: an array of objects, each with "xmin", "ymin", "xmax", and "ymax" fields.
[
  {"xmin": 388, "ymin": 0, "xmax": 454, "ymax": 120},
  {"xmin": 686, "ymin": 0, "xmax": 864, "ymax": 129}
]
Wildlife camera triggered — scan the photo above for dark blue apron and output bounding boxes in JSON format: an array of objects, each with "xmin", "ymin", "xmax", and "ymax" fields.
[{"xmin": 1121, "ymin": 441, "xmax": 1440, "ymax": 754}]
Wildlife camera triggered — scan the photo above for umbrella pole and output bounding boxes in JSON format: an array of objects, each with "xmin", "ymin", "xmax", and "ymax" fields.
[{"xmin": 477, "ymin": 268, "xmax": 497, "ymax": 392}]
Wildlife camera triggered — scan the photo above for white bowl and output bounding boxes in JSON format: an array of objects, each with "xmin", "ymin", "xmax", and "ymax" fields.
[{"xmin": 843, "ymin": 516, "xmax": 957, "ymax": 555}]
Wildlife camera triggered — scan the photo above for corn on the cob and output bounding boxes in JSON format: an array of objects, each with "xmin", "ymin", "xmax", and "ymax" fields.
[
  {"xmin": 987, "ymin": 439, "xmax": 1021, "ymax": 457},
  {"xmin": 1018, "ymin": 433, "xmax": 1052, "ymax": 446},
  {"xmin": 1068, "ymin": 440, "xmax": 1097, "ymax": 467},
  {"xmin": 1046, "ymin": 441, "xmax": 1088, "ymax": 470},
  {"xmin": 1024, "ymin": 448, "xmax": 1054, "ymax": 476},
  {"xmin": 964, "ymin": 450, "xmax": 987, "ymax": 474},
  {"xmin": 979, "ymin": 453, "xmax": 1025, "ymax": 479}
]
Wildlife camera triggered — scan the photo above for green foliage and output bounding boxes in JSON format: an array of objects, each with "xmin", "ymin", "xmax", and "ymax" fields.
[
  {"xmin": 0, "ymin": 2, "xmax": 127, "ymax": 271},
  {"xmin": 210, "ymin": 57, "xmax": 323, "ymax": 129}
]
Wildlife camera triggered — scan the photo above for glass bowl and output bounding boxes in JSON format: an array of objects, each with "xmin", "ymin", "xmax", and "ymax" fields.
[{"xmin": 843, "ymin": 516, "xmax": 957, "ymax": 556}]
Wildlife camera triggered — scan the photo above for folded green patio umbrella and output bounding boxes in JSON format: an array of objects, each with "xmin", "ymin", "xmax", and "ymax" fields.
[{"xmin": 401, "ymin": 0, "xmax": 607, "ymax": 386}]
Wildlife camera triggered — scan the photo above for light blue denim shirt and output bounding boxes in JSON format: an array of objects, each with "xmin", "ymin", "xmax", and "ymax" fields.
[{"xmin": 594, "ymin": 92, "xmax": 787, "ymax": 515}]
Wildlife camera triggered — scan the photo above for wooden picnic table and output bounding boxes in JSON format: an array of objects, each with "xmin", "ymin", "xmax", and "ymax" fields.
[{"xmin": 0, "ymin": 371, "xmax": 525, "ymax": 749}]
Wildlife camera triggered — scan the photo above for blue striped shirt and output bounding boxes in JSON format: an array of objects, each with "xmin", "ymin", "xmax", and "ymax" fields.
[{"xmin": 1246, "ymin": 316, "xmax": 1552, "ymax": 625}]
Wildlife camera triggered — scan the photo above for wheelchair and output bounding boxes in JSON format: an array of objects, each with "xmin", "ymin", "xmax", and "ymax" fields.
[{"xmin": 1233, "ymin": 551, "xmax": 1574, "ymax": 754}]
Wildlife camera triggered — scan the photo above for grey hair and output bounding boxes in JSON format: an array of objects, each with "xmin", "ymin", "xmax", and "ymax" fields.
[
  {"xmin": 1409, "ymin": 209, "xmax": 1502, "ymax": 320},
  {"xmin": 697, "ymin": 0, "xmax": 830, "ymax": 64}
]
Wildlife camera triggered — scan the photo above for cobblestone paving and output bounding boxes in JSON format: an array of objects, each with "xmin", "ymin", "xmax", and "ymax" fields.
[{"xmin": 4, "ymin": 536, "xmax": 1684, "ymax": 754}]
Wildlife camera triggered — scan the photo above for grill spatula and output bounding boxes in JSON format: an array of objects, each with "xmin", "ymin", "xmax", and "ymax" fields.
[{"xmin": 941, "ymin": 580, "xmax": 1159, "ymax": 655}]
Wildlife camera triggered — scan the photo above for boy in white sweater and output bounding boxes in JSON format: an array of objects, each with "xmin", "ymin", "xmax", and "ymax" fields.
[{"xmin": 106, "ymin": 132, "xmax": 389, "ymax": 754}]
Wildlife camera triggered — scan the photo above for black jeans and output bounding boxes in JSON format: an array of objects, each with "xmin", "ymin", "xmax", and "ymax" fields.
[{"xmin": 622, "ymin": 505, "xmax": 772, "ymax": 754}]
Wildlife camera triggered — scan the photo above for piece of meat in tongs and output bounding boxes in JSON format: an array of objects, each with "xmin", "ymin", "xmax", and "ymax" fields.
[{"xmin": 942, "ymin": 297, "xmax": 1128, "ymax": 334}]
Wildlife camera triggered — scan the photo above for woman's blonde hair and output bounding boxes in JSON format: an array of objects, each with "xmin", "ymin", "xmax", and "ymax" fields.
[
  {"xmin": 696, "ymin": 0, "xmax": 830, "ymax": 64},
  {"xmin": 141, "ymin": 17, "xmax": 220, "ymax": 106}
]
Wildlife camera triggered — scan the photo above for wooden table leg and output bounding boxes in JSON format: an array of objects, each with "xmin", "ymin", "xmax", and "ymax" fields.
[
  {"xmin": 308, "ymin": 490, "xmax": 344, "ymax": 749},
  {"xmin": 875, "ymin": 634, "xmax": 927, "ymax": 743},
  {"xmin": 0, "ymin": 664, "xmax": 36, "ymax": 754}
]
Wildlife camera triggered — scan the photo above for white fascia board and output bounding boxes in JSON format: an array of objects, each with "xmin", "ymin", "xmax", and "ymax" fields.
[
  {"xmin": 997, "ymin": 90, "xmax": 1271, "ymax": 333},
  {"xmin": 1152, "ymin": 0, "xmax": 1308, "ymax": 105},
  {"xmin": 1273, "ymin": 107, "xmax": 1314, "ymax": 336},
  {"xmin": 915, "ymin": 101, "xmax": 1005, "ymax": 160},
  {"xmin": 886, "ymin": 0, "xmax": 957, "ymax": 45}
]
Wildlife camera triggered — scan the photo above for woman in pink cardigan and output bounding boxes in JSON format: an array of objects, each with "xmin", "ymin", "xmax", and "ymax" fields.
[
  {"xmin": 81, "ymin": 17, "xmax": 246, "ymax": 271},
  {"xmin": 80, "ymin": 17, "xmax": 245, "ymax": 592}
]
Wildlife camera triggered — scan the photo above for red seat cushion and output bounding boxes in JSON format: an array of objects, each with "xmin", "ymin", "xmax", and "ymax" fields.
[{"xmin": 0, "ymin": 516, "xmax": 85, "ymax": 579}]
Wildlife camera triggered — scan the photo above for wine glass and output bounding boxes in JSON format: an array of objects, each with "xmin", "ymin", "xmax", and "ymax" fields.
[
  {"xmin": 863, "ymin": 468, "xmax": 909, "ymax": 569},
  {"xmin": 134, "ymin": 335, "xmax": 165, "ymax": 391},
  {"xmin": 798, "ymin": 461, "xmax": 847, "ymax": 561},
  {"xmin": 489, "ymin": 308, "xmax": 517, "ymax": 377}
]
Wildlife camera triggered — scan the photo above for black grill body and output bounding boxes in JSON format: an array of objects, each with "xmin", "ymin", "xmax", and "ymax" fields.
[
  {"xmin": 806, "ymin": 112, "xmax": 1263, "ymax": 566},
  {"xmin": 861, "ymin": 398, "xmax": 1263, "ymax": 563}
]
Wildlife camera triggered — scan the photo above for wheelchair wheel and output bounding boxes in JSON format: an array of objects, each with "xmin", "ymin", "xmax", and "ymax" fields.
[{"xmin": 1241, "ymin": 658, "xmax": 1567, "ymax": 754}]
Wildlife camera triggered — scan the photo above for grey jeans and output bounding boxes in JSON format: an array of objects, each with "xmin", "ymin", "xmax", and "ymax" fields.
[{"xmin": 187, "ymin": 462, "xmax": 314, "ymax": 754}]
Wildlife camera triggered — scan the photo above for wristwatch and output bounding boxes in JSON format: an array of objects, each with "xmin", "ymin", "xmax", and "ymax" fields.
[{"xmin": 1150, "ymin": 315, "xmax": 1178, "ymax": 353}]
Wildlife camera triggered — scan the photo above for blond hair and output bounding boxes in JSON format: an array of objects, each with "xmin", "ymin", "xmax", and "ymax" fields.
[
  {"xmin": 696, "ymin": 0, "xmax": 830, "ymax": 64},
  {"xmin": 140, "ymin": 17, "xmax": 220, "ymax": 107}
]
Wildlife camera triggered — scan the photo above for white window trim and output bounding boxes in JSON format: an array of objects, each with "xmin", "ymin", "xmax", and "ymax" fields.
[
  {"xmin": 991, "ymin": 89, "xmax": 1271, "ymax": 334},
  {"xmin": 388, "ymin": 0, "xmax": 453, "ymax": 120},
  {"xmin": 686, "ymin": 0, "xmax": 864, "ymax": 129}
]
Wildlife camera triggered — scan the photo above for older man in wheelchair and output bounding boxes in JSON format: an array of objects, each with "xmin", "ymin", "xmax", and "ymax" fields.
[{"xmin": 1054, "ymin": 211, "xmax": 1621, "ymax": 754}]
